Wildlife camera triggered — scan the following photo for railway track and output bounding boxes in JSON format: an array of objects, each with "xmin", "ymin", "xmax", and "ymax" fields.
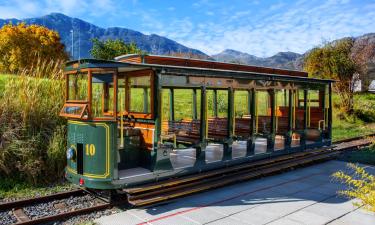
[
  {"xmin": 0, "ymin": 134, "xmax": 373, "ymax": 224},
  {"xmin": 0, "ymin": 189, "xmax": 111, "ymax": 225}
]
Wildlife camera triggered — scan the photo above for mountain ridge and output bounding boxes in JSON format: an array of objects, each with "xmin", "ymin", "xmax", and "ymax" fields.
[{"xmin": 0, "ymin": 13, "xmax": 207, "ymax": 59}]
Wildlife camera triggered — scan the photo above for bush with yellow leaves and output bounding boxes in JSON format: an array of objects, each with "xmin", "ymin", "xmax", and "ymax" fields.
[
  {"xmin": 0, "ymin": 23, "xmax": 68, "ymax": 74},
  {"xmin": 332, "ymin": 162, "xmax": 375, "ymax": 212}
]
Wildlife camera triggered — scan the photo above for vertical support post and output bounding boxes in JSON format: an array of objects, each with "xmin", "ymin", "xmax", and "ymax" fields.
[
  {"xmin": 125, "ymin": 76, "xmax": 130, "ymax": 113},
  {"xmin": 87, "ymin": 70, "xmax": 92, "ymax": 119},
  {"xmin": 213, "ymin": 89, "xmax": 218, "ymax": 117},
  {"xmin": 321, "ymin": 88, "xmax": 326, "ymax": 129},
  {"xmin": 143, "ymin": 87, "xmax": 148, "ymax": 113},
  {"xmin": 284, "ymin": 89, "xmax": 287, "ymax": 106},
  {"xmin": 65, "ymin": 73, "xmax": 69, "ymax": 102},
  {"xmin": 169, "ymin": 88, "xmax": 174, "ymax": 121},
  {"xmin": 286, "ymin": 89, "xmax": 293, "ymax": 149},
  {"xmin": 195, "ymin": 86, "xmax": 207, "ymax": 166},
  {"xmin": 113, "ymin": 70, "xmax": 118, "ymax": 118},
  {"xmin": 302, "ymin": 89, "xmax": 308, "ymax": 148},
  {"xmin": 267, "ymin": 89, "xmax": 276, "ymax": 153},
  {"xmin": 247, "ymin": 89, "xmax": 256, "ymax": 156},
  {"xmin": 224, "ymin": 87, "xmax": 234, "ymax": 160},
  {"xmin": 192, "ymin": 89, "xmax": 198, "ymax": 120},
  {"xmin": 328, "ymin": 83, "xmax": 332, "ymax": 140},
  {"xmin": 247, "ymin": 90, "xmax": 251, "ymax": 115},
  {"xmin": 152, "ymin": 72, "xmax": 173, "ymax": 171}
]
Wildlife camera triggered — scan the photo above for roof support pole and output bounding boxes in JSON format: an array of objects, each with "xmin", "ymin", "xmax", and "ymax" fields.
[
  {"xmin": 301, "ymin": 89, "xmax": 308, "ymax": 148},
  {"xmin": 224, "ymin": 87, "xmax": 234, "ymax": 160},
  {"xmin": 169, "ymin": 88, "xmax": 174, "ymax": 121},
  {"xmin": 328, "ymin": 83, "xmax": 332, "ymax": 141},
  {"xmin": 88, "ymin": 70, "xmax": 92, "ymax": 119},
  {"xmin": 247, "ymin": 89, "xmax": 256, "ymax": 156},
  {"xmin": 143, "ymin": 87, "xmax": 149, "ymax": 113},
  {"xmin": 267, "ymin": 89, "xmax": 276, "ymax": 153},
  {"xmin": 285, "ymin": 89, "xmax": 293, "ymax": 149},
  {"xmin": 152, "ymin": 72, "xmax": 173, "ymax": 171},
  {"xmin": 247, "ymin": 89, "xmax": 251, "ymax": 116},
  {"xmin": 113, "ymin": 70, "xmax": 118, "ymax": 118},
  {"xmin": 192, "ymin": 89, "xmax": 198, "ymax": 120},
  {"xmin": 213, "ymin": 89, "xmax": 218, "ymax": 118},
  {"xmin": 195, "ymin": 86, "xmax": 207, "ymax": 166}
]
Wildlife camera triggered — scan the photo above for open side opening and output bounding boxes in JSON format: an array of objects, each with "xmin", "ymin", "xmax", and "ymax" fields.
[
  {"xmin": 232, "ymin": 90, "xmax": 250, "ymax": 158},
  {"xmin": 161, "ymin": 88, "xmax": 200, "ymax": 169}
]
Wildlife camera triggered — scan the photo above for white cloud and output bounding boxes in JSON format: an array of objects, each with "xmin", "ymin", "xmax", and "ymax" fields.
[{"xmin": 160, "ymin": 0, "xmax": 375, "ymax": 56}]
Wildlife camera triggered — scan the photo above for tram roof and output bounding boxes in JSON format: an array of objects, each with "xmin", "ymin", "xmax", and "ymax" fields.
[{"xmin": 65, "ymin": 57, "xmax": 334, "ymax": 84}]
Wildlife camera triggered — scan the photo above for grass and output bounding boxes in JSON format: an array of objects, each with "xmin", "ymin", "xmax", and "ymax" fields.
[
  {"xmin": 332, "ymin": 93, "xmax": 375, "ymax": 141},
  {"xmin": 0, "ymin": 178, "xmax": 74, "ymax": 199}
]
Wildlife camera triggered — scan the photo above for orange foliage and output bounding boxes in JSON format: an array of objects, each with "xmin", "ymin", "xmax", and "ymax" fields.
[{"xmin": 0, "ymin": 23, "xmax": 68, "ymax": 73}]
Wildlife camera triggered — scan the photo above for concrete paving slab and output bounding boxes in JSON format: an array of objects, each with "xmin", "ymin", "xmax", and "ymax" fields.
[
  {"xmin": 96, "ymin": 161, "xmax": 375, "ymax": 225},
  {"xmin": 95, "ymin": 211, "xmax": 146, "ymax": 225},
  {"xmin": 267, "ymin": 217, "xmax": 307, "ymax": 225},
  {"xmin": 327, "ymin": 208, "xmax": 375, "ymax": 225},
  {"xmin": 205, "ymin": 216, "xmax": 250, "ymax": 225},
  {"xmin": 181, "ymin": 207, "xmax": 227, "ymax": 224}
]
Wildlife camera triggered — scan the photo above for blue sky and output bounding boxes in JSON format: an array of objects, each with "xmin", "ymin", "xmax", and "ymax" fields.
[{"xmin": 0, "ymin": 0, "xmax": 374, "ymax": 57}]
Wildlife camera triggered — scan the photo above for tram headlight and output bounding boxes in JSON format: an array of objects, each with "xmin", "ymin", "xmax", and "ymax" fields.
[{"xmin": 66, "ymin": 147, "xmax": 75, "ymax": 160}]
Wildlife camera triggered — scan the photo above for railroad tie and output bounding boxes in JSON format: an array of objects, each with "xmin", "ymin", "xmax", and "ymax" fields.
[{"xmin": 13, "ymin": 208, "xmax": 30, "ymax": 223}]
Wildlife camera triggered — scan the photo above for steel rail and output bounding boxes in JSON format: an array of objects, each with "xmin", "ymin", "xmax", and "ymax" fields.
[
  {"xmin": 0, "ymin": 189, "xmax": 85, "ymax": 211},
  {"xmin": 13, "ymin": 203, "xmax": 111, "ymax": 225}
]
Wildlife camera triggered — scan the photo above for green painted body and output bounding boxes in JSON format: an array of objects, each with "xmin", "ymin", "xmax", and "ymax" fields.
[{"xmin": 65, "ymin": 120, "xmax": 117, "ymax": 189}]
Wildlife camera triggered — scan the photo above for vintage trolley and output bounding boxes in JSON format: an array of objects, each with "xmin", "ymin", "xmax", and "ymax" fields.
[{"xmin": 61, "ymin": 54, "xmax": 333, "ymax": 189}]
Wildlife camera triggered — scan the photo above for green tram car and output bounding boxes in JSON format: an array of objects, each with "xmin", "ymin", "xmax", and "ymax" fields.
[{"xmin": 61, "ymin": 54, "xmax": 333, "ymax": 190}]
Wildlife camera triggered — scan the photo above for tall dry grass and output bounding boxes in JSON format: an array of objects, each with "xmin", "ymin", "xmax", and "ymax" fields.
[{"xmin": 0, "ymin": 58, "xmax": 66, "ymax": 184}]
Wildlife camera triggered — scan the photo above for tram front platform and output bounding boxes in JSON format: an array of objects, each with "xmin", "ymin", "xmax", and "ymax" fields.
[{"xmin": 97, "ymin": 160, "xmax": 375, "ymax": 225}]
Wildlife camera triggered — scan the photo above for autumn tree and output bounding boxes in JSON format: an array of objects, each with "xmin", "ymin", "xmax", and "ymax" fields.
[
  {"xmin": 0, "ymin": 23, "xmax": 68, "ymax": 74},
  {"xmin": 304, "ymin": 38, "xmax": 358, "ymax": 113},
  {"xmin": 90, "ymin": 38, "xmax": 143, "ymax": 60},
  {"xmin": 351, "ymin": 36, "xmax": 375, "ymax": 91}
]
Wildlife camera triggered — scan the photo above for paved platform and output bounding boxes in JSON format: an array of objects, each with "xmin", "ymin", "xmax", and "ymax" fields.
[{"xmin": 96, "ymin": 160, "xmax": 375, "ymax": 225}]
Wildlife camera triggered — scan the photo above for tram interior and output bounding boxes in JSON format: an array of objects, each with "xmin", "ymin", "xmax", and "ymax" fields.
[{"xmin": 160, "ymin": 85, "xmax": 329, "ymax": 170}]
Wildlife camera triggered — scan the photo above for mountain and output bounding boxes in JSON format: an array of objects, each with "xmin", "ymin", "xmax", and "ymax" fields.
[
  {"xmin": 0, "ymin": 13, "xmax": 207, "ymax": 59},
  {"xmin": 212, "ymin": 49, "xmax": 303, "ymax": 70},
  {"xmin": 213, "ymin": 33, "xmax": 375, "ymax": 72}
]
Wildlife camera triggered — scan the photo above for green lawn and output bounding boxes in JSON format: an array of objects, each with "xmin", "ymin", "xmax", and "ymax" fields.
[{"xmin": 0, "ymin": 178, "xmax": 74, "ymax": 199}]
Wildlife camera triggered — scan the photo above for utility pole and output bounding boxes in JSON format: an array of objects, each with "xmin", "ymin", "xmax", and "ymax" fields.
[{"xmin": 70, "ymin": 29, "xmax": 74, "ymax": 59}]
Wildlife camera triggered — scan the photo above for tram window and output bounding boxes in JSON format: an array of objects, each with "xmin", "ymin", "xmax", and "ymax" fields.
[
  {"xmin": 129, "ymin": 76, "xmax": 151, "ymax": 113},
  {"xmin": 295, "ymin": 90, "xmax": 306, "ymax": 130},
  {"xmin": 207, "ymin": 90, "xmax": 228, "ymax": 118},
  {"xmin": 234, "ymin": 90, "xmax": 249, "ymax": 118},
  {"xmin": 68, "ymin": 73, "xmax": 88, "ymax": 101},
  {"xmin": 256, "ymin": 90, "xmax": 271, "ymax": 134},
  {"xmin": 175, "ymin": 89, "xmax": 193, "ymax": 120},
  {"xmin": 308, "ymin": 90, "xmax": 320, "ymax": 107},
  {"xmin": 275, "ymin": 90, "xmax": 290, "ymax": 134},
  {"xmin": 91, "ymin": 73, "xmax": 114, "ymax": 118},
  {"xmin": 307, "ymin": 89, "xmax": 324, "ymax": 130},
  {"xmin": 234, "ymin": 90, "xmax": 250, "ymax": 138},
  {"xmin": 117, "ymin": 78, "xmax": 126, "ymax": 113}
]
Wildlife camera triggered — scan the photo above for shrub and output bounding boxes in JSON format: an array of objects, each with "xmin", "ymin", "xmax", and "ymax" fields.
[
  {"xmin": 332, "ymin": 163, "xmax": 375, "ymax": 212},
  {"xmin": 0, "ymin": 23, "xmax": 68, "ymax": 74},
  {"xmin": 0, "ymin": 58, "xmax": 66, "ymax": 184}
]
